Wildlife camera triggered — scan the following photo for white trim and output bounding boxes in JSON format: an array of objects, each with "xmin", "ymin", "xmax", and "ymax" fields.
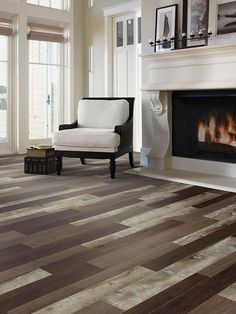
[
  {"xmin": 172, "ymin": 157, "xmax": 236, "ymax": 179},
  {"xmin": 104, "ymin": 16, "xmax": 113, "ymax": 96},
  {"xmin": 69, "ymin": 0, "xmax": 75, "ymax": 123},
  {"xmin": 103, "ymin": 0, "xmax": 141, "ymax": 96},
  {"xmin": 88, "ymin": 45, "xmax": 94, "ymax": 96},
  {"xmin": 103, "ymin": 0, "xmax": 141, "ymax": 17},
  {"xmin": 88, "ymin": 0, "xmax": 94, "ymax": 9},
  {"xmin": 7, "ymin": 35, "xmax": 13, "ymax": 152}
]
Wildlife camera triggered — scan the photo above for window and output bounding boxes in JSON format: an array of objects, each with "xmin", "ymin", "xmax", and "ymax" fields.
[
  {"xmin": 28, "ymin": 23, "xmax": 65, "ymax": 140},
  {"xmin": 27, "ymin": 0, "xmax": 69, "ymax": 10},
  {"xmin": 138, "ymin": 17, "xmax": 141, "ymax": 44},
  {"xmin": 127, "ymin": 19, "xmax": 134, "ymax": 45},
  {"xmin": 0, "ymin": 18, "xmax": 12, "ymax": 148},
  {"xmin": 0, "ymin": 36, "xmax": 8, "ymax": 142},
  {"xmin": 116, "ymin": 21, "xmax": 123, "ymax": 47},
  {"xmin": 29, "ymin": 40, "xmax": 61, "ymax": 139},
  {"xmin": 0, "ymin": 2, "xmax": 72, "ymax": 153}
]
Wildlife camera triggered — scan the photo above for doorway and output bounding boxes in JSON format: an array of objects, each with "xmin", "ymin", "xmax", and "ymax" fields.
[{"xmin": 113, "ymin": 13, "xmax": 142, "ymax": 152}]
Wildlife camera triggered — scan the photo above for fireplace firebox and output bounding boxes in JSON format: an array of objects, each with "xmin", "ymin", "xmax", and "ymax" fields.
[{"xmin": 172, "ymin": 90, "xmax": 236, "ymax": 163}]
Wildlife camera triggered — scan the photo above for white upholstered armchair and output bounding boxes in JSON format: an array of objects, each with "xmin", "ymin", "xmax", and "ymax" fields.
[{"xmin": 53, "ymin": 97, "xmax": 135, "ymax": 179}]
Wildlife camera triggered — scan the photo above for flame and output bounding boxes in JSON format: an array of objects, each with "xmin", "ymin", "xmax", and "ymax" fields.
[
  {"xmin": 218, "ymin": 125, "xmax": 231, "ymax": 144},
  {"xmin": 198, "ymin": 122, "xmax": 206, "ymax": 142},
  {"xmin": 197, "ymin": 112, "xmax": 236, "ymax": 147},
  {"xmin": 227, "ymin": 113, "xmax": 236, "ymax": 134},
  {"xmin": 209, "ymin": 115, "xmax": 216, "ymax": 142}
]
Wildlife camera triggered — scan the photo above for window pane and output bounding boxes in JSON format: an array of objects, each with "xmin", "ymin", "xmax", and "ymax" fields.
[
  {"xmin": 29, "ymin": 41, "xmax": 40, "ymax": 63},
  {"xmin": 127, "ymin": 19, "xmax": 134, "ymax": 45},
  {"xmin": 116, "ymin": 21, "xmax": 123, "ymax": 47},
  {"xmin": 0, "ymin": 62, "xmax": 7, "ymax": 141},
  {"xmin": 27, "ymin": 0, "xmax": 64, "ymax": 10},
  {"xmin": 49, "ymin": 42, "xmax": 60, "ymax": 64},
  {"xmin": 29, "ymin": 41, "xmax": 60, "ymax": 139},
  {"xmin": 0, "ymin": 36, "xmax": 8, "ymax": 61},
  {"xmin": 0, "ymin": 36, "xmax": 8, "ymax": 142},
  {"xmin": 27, "ymin": 0, "xmax": 38, "ymax": 4},
  {"xmin": 138, "ymin": 17, "xmax": 141, "ymax": 44},
  {"xmin": 28, "ymin": 0, "xmax": 41, "ymax": 5},
  {"xmin": 39, "ymin": 41, "xmax": 48, "ymax": 64},
  {"xmin": 39, "ymin": 0, "xmax": 50, "ymax": 6},
  {"xmin": 29, "ymin": 41, "xmax": 60, "ymax": 65}
]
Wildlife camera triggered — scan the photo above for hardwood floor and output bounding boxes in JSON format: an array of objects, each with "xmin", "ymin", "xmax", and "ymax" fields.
[{"xmin": 0, "ymin": 155, "xmax": 235, "ymax": 313}]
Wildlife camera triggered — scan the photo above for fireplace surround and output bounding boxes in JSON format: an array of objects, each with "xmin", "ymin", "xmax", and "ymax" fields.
[{"xmin": 141, "ymin": 44, "xmax": 236, "ymax": 180}]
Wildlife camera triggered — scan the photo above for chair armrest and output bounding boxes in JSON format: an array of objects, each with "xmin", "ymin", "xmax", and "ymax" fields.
[
  {"xmin": 59, "ymin": 120, "xmax": 78, "ymax": 131},
  {"xmin": 115, "ymin": 120, "xmax": 133, "ymax": 149}
]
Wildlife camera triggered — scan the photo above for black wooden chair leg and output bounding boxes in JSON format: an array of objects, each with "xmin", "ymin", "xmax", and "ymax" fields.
[
  {"xmin": 56, "ymin": 156, "xmax": 62, "ymax": 175},
  {"xmin": 80, "ymin": 158, "xmax": 86, "ymax": 165},
  {"xmin": 110, "ymin": 159, "xmax": 116, "ymax": 179},
  {"xmin": 129, "ymin": 151, "xmax": 135, "ymax": 168}
]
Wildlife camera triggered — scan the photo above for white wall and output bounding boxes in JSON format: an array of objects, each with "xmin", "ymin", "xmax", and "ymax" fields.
[
  {"xmin": 74, "ymin": 0, "xmax": 183, "ymax": 97},
  {"xmin": 81, "ymin": 0, "xmax": 130, "ymax": 96},
  {"xmin": 74, "ymin": 0, "xmax": 84, "ymax": 108},
  {"xmin": 140, "ymin": 0, "xmax": 183, "ymax": 165}
]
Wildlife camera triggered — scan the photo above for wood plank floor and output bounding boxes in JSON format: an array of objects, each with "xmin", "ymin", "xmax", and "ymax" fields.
[{"xmin": 0, "ymin": 155, "xmax": 235, "ymax": 313}]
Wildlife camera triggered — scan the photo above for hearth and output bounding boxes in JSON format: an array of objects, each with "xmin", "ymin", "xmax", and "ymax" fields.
[{"xmin": 172, "ymin": 90, "xmax": 236, "ymax": 163}]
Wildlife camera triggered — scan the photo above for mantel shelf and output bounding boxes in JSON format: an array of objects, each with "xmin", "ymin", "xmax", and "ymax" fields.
[
  {"xmin": 142, "ymin": 43, "xmax": 236, "ymax": 92},
  {"xmin": 142, "ymin": 43, "xmax": 236, "ymax": 60}
]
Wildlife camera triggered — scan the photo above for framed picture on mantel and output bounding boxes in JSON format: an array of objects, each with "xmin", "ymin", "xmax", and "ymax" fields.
[
  {"xmin": 217, "ymin": 0, "xmax": 236, "ymax": 35},
  {"xmin": 154, "ymin": 4, "xmax": 177, "ymax": 51},
  {"xmin": 183, "ymin": 0, "xmax": 209, "ymax": 47},
  {"xmin": 208, "ymin": 0, "xmax": 236, "ymax": 42}
]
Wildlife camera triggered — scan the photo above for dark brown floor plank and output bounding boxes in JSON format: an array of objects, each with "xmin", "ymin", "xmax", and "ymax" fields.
[
  {"xmin": 151, "ymin": 264, "xmax": 236, "ymax": 314},
  {"xmin": 0, "ymin": 262, "xmax": 101, "ymax": 313},
  {"xmin": 188, "ymin": 295, "xmax": 236, "ymax": 314},
  {"xmin": 73, "ymin": 300, "xmax": 122, "ymax": 314},
  {"xmin": 123, "ymin": 273, "xmax": 207, "ymax": 314},
  {"xmin": 194, "ymin": 192, "xmax": 235, "ymax": 208},
  {"xmin": 143, "ymin": 222, "xmax": 236, "ymax": 272}
]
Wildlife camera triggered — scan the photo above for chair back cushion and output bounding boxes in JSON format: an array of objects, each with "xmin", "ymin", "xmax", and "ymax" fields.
[{"xmin": 78, "ymin": 99, "xmax": 129, "ymax": 129}]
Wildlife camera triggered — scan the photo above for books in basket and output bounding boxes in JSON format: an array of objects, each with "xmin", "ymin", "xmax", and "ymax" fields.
[{"xmin": 27, "ymin": 145, "xmax": 54, "ymax": 158}]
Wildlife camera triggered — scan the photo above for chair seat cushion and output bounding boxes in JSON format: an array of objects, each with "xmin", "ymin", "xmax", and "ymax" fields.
[{"xmin": 53, "ymin": 128, "xmax": 120, "ymax": 151}]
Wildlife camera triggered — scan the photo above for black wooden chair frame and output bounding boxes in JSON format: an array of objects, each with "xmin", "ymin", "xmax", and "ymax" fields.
[{"xmin": 55, "ymin": 97, "xmax": 135, "ymax": 179}]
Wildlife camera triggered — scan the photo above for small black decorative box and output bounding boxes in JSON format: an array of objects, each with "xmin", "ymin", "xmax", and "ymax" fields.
[{"xmin": 24, "ymin": 149, "xmax": 56, "ymax": 175}]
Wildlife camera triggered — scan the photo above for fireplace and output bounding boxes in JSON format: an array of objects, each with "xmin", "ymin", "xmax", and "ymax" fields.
[{"xmin": 172, "ymin": 90, "xmax": 236, "ymax": 163}]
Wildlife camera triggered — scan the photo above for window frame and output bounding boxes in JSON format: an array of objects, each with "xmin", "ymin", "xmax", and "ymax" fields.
[
  {"xmin": 0, "ymin": 0, "xmax": 74, "ymax": 154},
  {"xmin": 26, "ymin": 0, "xmax": 71, "ymax": 11},
  {"xmin": 0, "ymin": 34, "xmax": 13, "ymax": 153},
  {"xmin": 28, "ymin": 39, "xmax": 66, "ymax": 142}
]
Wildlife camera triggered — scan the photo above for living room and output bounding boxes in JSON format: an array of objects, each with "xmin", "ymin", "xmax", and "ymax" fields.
[{"xmin": 0, "ymin": 0, "xmax": 236, "ymax": 313}]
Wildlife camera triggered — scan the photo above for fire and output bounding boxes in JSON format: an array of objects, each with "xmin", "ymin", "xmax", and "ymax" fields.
[
  {"xmin": 198, "ymin": 122, "xmax": 206, "ymax": 142},
  {"xmin": 197, "ymin": 112, "xmax": 236, "ymax": 147}
]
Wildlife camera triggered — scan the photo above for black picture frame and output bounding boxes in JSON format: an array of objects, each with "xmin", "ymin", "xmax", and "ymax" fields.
[
  {"xmin": 217, "ymin": 0, "xmax": 236, "ymax": 35},
  {"xmin": 154, "ymin": 4, "xmax": 178, "ymax": 52},
  {"xmin": 182, "ymin": 0, "xmax": 209, "ymax": 48}
]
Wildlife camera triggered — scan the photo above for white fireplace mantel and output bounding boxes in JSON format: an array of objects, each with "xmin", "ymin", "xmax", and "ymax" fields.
[
  {"xmin": 141, "ymin": 43, "xmax": 236, "ymax": 179},
  {"xmin": 142, "ymin": 44, "xmax": 236, "ymax": 92}
]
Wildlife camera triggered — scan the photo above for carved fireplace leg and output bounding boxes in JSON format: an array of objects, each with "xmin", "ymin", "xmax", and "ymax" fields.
[
  {"xmin": 56, "ymin": 156, "xmax": 62, "ymax": 176},
  {"xmin": 109, "ymin": 158, "xmax": 116, "ymax": 179},
  {"xmin": 146, "ymin": 91, "xmax": 170, "ymax": 168}
]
